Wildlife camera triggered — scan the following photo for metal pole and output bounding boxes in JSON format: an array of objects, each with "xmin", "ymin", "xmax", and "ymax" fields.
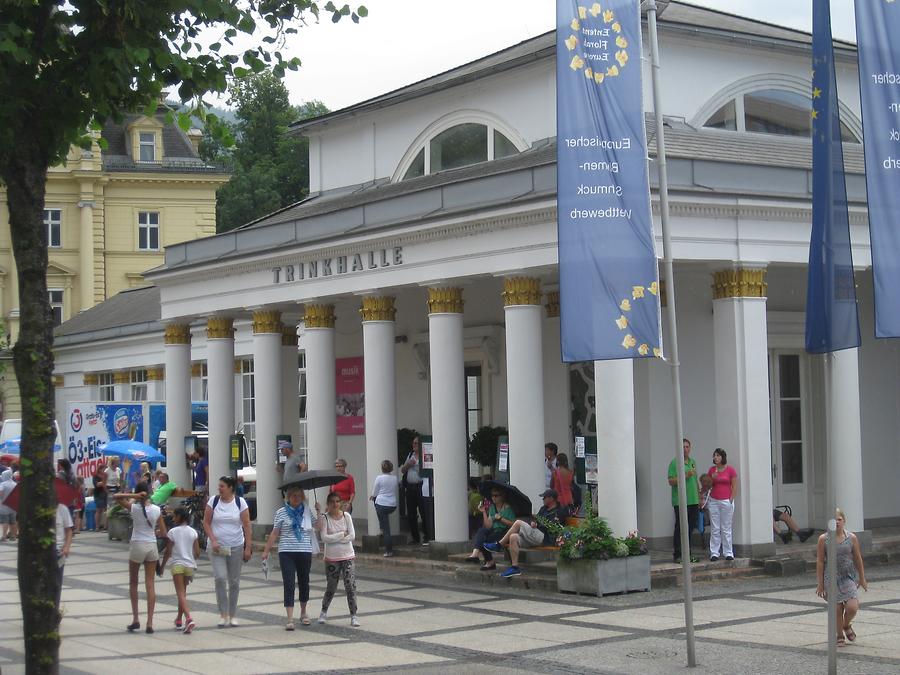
[
  {"xmin": 826, "ymin": 517, "xmax": 837, "ymax": 675},
  {"xmin": 645, "ymin": 1, "xmax": 695, "ymax": 667}
]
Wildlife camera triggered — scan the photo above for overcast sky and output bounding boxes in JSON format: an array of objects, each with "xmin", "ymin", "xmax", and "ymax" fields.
[{"xmin": 272, "ymin": 0, "xmax": 857, "ymax": 112}]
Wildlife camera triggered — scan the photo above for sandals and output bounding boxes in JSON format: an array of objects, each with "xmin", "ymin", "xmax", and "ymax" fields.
[
  {"xmin": 126, "ymin": 621, "xmax": 140, "ymax": 632},
  {"xmin": 285, "ymin": 622, "xmax": 295, "ymax": 631},
  {"xmin": 300, "ymin": 615, "xmax": 311, "ymax": 626},
  {"xmin": 836, "ymin": 635, "xmax": 846, "ymax": 647},
  {"xmin": 480, "ymin": 562, "xmax": 496, "ymax": 571},
  {"xmin": 464, "ymin": 556, "xmax": 481, "ymax": 564},
  {"xmin": 844, "ymin": 625, "xmax": 856, "ymax": 642}
]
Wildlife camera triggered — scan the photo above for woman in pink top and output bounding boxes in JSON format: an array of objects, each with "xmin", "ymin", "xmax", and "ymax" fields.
[
  {"xmin": 707, "ymin": 448, "xmax": 738, "ymax": 562},
  {"xmin": 315, "ymin": 491, "xmax": 360, "ymax": 627}
]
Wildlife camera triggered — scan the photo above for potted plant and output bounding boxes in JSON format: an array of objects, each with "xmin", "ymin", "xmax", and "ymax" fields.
[
  {"xmin": 106, "ymin": 503, "xmax": 133, "ymax": 542},
  {"xmin": 466, "ymin": 425, "xmax": 508, "ymax": 471},
  {"xmin": 543, "ymin": 494, "xmax": 650, "ymax": 596}
]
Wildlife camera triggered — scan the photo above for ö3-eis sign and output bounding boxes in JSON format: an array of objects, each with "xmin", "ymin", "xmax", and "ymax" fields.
[{"xmin": 67, "ymin": 404, "xmax": 144, "ymax": 477}]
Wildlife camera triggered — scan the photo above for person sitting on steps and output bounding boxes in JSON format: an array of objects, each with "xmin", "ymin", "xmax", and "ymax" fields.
[
  {"xmin": 485, "ymin": 489, "xmax": 566, "ymax": 578},
  {"xmin": 773, "ymin": 507, "xmax": 815, "ymax": 544}
]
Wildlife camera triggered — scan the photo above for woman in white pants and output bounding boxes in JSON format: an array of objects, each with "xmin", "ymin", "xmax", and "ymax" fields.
[
  {"xmin": 706, "ymin": 448, "xmax": 738, "ymax": 562},
  {"xmin": 203, "ymin": 475, "xmax": 252, "ymax": 627}
]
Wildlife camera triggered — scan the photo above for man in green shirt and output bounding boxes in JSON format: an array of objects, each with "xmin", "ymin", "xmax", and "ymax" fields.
[
  {"xmin": 667, "ymin": 438, "xmax": 699, "ymax": 563},
  {"xmin": 149, "ymin": 472, "xmax": 195, "ymax": 506}
]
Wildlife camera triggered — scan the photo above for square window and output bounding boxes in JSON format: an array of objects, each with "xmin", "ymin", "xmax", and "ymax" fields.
[
  {"xmin": 48, "ymin": 289, "xmax": 64, "ymax": 326},
  {"xmin": 44, "ymin": 209, "xmax": 61, "ymax": 248}
]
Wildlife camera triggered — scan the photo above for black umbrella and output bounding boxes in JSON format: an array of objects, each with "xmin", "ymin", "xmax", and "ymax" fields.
[
  {"xmin": 479, "ymin": 479, "xmax": 533, "ymax": 517},
  {"xmin": 281, "ymin": 469, "xmax": 344, "ymax": 492}
]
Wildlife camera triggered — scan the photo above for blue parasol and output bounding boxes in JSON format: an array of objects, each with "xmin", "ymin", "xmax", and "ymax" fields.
[{"xmin": 99, "ymin": 439, "xmax": 165, "ymax": 464}]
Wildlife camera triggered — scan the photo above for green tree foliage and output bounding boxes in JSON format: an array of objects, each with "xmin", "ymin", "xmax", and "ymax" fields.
[
  {"xmin": 0, "ymin": 3, "xmax": 364, "ymax": 672},
  {"xmin": 467, "ymin": 425, "xmax": 509, "ymax": 468},
  {"xmin": 215, "ymin": 71, "xmax": 329, "ymax": 232}
]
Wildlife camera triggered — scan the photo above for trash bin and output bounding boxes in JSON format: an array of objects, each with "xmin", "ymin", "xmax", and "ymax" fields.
[{"xmin": 85, "ymin": 498, "xmax": 96, "ymax": 531}]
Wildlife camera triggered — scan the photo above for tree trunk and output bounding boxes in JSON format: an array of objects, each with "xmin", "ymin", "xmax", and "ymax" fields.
[{"xmin": 2, "ymin": 134, "xmax": 59, "ymax": 674}]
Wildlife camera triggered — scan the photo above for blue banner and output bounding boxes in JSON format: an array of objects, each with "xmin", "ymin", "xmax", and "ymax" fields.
[
  {"xmin": 855, "ymin": 1, "xmax": 900, "ymax": 338},
  {"xmin": 805, "ymin": 0, "xmax": 860, "ymax": 353},
  {"xmin": 556, "ymin": 0, "xmax": 660, "ymax": 363}
]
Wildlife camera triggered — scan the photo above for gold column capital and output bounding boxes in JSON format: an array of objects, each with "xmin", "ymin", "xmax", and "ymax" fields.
[
  {"xmin": 712, "ymin": 268, "xmax": 768, "ymax": 300},
  {"xmin": 427, "ymin": 287, "xmax": 464, "ymax": 314},
  {"xmin": 544, "ymin": 291, "xmax": 560, "ymax": 318},
  {"xmin": 304, "ymin": 304, "xmax": 336, "ymax": 329},
  {"xmin": 234, "ymin": 359, "xmax": 244, "ymax": 374},
  {"xmin": 207, "ymin": 317, "xmax": 235, "ymax": 339},
  {"xmin": 164, "ymin": 323, "xmax": 192, "ymax": 345},
  {"xmin": 502, "ymin": 277, "xmax": 542, "ymax": 307},
  {"xmin": 251, "ymin": 310, "xmax": 283, "ymax": 335},
  {"xmin": 147, "ymin": 366, "xmax": 165, "ymax": 381},
  {"xmin": 191, "ymin": 362, "xmax": 203, "ymax": 377},
  {"xmin": 282, "ymin": 326, "xmax": 298, "ymax": 347},
  {"xmin": 359, "ymin": 296, "xmax": 397, "ymax": 322},
  {"xmin": 52, "ymin": 375, "xmax": 65, "ymax": 388},
  {"xmin": 113, "ymin": 371, "xmax": 130, "ymax": 384},
  {"xmin": 83, "ymin": 373, "xmax": 98, "ymax": 386}
]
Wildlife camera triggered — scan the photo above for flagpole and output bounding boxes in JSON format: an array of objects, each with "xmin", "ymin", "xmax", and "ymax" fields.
[{"xmin": 645, "ymin": 1, "xmax": 696, "ymax": 667}]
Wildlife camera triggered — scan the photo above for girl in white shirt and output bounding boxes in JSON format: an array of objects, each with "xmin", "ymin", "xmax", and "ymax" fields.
[
  {"xmin": 370, "ymin": 460, "xmax": 399, "ymax": 557},
  {"xmin": 113, "ymin": 482, "xmax": 165, "ymax": 634},
  {"xmin": 203, "ymin": 475, "xmax": 251, "ymax": 627},
  {"xmin": 160, "ymin": 506, "xmax": 200, "ymax": 634},
  {"xmin": 316, "ymin": 491, "xmax": 359, "ymax": 627}
]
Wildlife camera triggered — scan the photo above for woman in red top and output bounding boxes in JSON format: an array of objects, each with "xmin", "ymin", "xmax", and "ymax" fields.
[
  {"xmin": 552, "ymin": 453, "xmax": 574, "ymax": 514},
  {"xmin": 330, "ymin": 458, "xmax": 356, "ymax": 514},
  {"xmin": 707, "ymin": 448, "xmax": 738, "ymax": 562}
]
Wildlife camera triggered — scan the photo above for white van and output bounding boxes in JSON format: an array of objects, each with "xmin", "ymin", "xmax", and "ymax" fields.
[{"xmin": 0, "ymin": 419, "xmax": 64, "ymax": 457}]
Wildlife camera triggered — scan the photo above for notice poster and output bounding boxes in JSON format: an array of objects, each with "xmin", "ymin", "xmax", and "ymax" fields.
[
  {"xmin": 422, "ymin": 441, "xmax": 434, "ymax": 470},
  {"xmin": 335, "ymin": 357, "xmax": 365, "ymax": 435},
  {"xmin": 575, "ymin": 436, "xmax": 586, "ymax": 458},
  {"xmin": 585, "ymin": 453, "xmax": 599, "ymax": 484},
  {"xmin": 498, "ymin": 442, "xmax": 509, "ymax": 473},
  {"xmin": 556, "ymin": 0, "xmax": 661, "ymax": 362}
]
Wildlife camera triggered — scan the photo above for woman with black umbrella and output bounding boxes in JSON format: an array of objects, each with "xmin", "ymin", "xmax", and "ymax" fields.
[{"xmin": 464, "ymin": 487, "xmax": 515, "ymax": 571}]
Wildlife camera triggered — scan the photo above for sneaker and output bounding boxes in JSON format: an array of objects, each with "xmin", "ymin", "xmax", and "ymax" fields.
[
  {"xmin": 779, "ymin": 531, "xmax": 792, "ymax": 545},
  {"xmin": 421, "ymin": 541, "xmax": 430, "ymax": 547},
  {"xmin": 317, "ymin": 612, "xmax": 327, "ymax": 624},
  {"xmin": 798, "ymin": 528, "xmax": 815, "ymax": 543},
  {"xmin": 710, "ymin": 556, "xmax": 719, "ymax": 562},
  {"xmin": 217, "ymin": 617, "xmax": 228, "ymax": 628},
  {"xmin": 228, "ymin": 617, "xmax": 239, "ymax": 627},
  {"xmin": 500, "ymin": 566, "xmax": 522, "ymax": 578},
  {"xmin": 383, "ymin": 551, "xmax": 394, "ymax": 557},
  {"xmin": 183, "ymin": 619, "xmax": 196, "ymax": 634},
  {"xmin": 482, "ymin": 542, "xmax": 502, "ymax": 553},
  {"xmin": 689, "ymin": 556, "xmax": 700, "ymax": 563},
  {"xmin": 350, "ymin": 615, "xmax": 361, "ymax": 627},
  {"xmin": 174, "ymin": 619, "xmax": 183, "ymax": 630},
  {"xmin": 725, "ymin": 555, "xmax": 734, "ymax": 562}
]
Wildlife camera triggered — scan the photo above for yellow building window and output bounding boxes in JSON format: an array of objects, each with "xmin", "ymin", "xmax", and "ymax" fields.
[
  {"xmin": 44, "ymin": 208, "xmax": 61, "ymax": 248},
  {"xmin": 138, "ymin": 132, "xmax": 157, "ymax": 162},
  {"xmin": 138, "ymin": 211, "xmax": 160, "ymax": 250}
]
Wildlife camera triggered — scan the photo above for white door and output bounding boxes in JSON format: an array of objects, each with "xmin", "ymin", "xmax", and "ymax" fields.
[{"xmin": 769, "ymin": 351, "xmax": 810, "ymax": 527}]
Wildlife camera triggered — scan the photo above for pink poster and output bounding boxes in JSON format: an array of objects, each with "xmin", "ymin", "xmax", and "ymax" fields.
[{"xmin": 336, "ymin": 357, "xmax": 365, "ymax": 435}]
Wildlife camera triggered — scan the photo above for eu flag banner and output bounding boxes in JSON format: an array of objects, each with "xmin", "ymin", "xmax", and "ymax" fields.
[
  {"xmin": 556, "ymin": 0, "xmax": 660, "ymax": 363},
  {"xmin": 855, "ymin": 1, "xmax": 900, "ymax": 339},
  {"xmin": 805, "ymin": 0, "xmax": 860, "ymax": 354}
]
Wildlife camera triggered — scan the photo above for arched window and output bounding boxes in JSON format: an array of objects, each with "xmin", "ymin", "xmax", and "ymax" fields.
[
  {"xmin": 399, "ymin": 120, "xmax": 523, "ymax": 181},
  {"xmin": 703, "ymin": 88, "xmax": 859, "ymax": 142}
]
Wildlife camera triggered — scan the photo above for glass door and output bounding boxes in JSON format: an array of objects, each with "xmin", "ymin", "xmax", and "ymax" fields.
[{"xmin": 769, "ymin": 351, "xmax": 809, "ymax": 527}]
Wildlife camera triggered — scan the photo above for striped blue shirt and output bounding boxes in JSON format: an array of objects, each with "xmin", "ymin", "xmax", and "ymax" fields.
[{"xmin": 273, "ymin": 506, "xmax": 313, "ymax": 552}]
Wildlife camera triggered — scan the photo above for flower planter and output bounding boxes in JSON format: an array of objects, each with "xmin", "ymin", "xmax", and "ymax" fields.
[
  {"xmin": 557, "ymin": 555, "xmax": 650, "ymax": 596},
  {"xmin": 108, "ymin": 516, "xmax": 133, "ymax": 542}
]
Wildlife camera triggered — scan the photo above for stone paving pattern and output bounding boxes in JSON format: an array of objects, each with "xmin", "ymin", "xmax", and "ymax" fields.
[{"xmin": 2, "ymin": 532, "xmax": 899, "ymax": 674}]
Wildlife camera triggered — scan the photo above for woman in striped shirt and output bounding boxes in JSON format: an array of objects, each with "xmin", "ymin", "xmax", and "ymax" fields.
[{"xmin": 262, "ymin": 486, "xmax": 319, "ymax": 630}]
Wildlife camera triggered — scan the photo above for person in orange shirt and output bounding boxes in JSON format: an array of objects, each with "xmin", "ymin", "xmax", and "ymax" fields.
[{"xmin": 330, "ymin": 458, "xmax": 356, "ymax": 514}]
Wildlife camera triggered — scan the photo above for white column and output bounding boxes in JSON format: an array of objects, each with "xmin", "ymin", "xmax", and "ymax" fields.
[
  {"xmin": 281, "ymin": 325, "xmax": 301, "ymax": 454},
  {"xmin": 163, "ymin": 325, "xmax": 192, "ymax": 488},
  {"xmin": 147, "ymin": 367, "xmax": 165, "ymax": 401},
  {"xmin": 190, "ymin": 362, "xmax": 204, "ymax": 401},
  {"xmin": 503, "ymin": 278, "xmax": 546, "ymax": 506},
  {"xmin": 361, "ymin": 297, "xmax": 397, "ymax": 536},
  {"xmin": 830, "ymin": 348, "xmax": 865, "ymax": 532},
  {"xmin": 712, "ymin": 269, "xmax": 773, "ymax": 556},
  {"xmin": 77, "ymin": 199, "xmax": 95, "ymax": 310},
  {"xmin": 82, "ymin": 374, "xmax": 99, "ymax": 400},
  {"xmin": 114, "ymin": 371, "xmax": 130, "ymax": 401},
  {"xmin": 252, "ymin": 311, "xmax": 283, "ymax": 526},
  {"xmin": 303, "ymin": 305, "xmax": 336, "ymax": 470},
  {"xmin": 206, "ymin": 318, "xmax": 235, "ymax": 488},
  {"xmin": 428, "ymin": 288, "xmax": 468, "ymax": 542},
  {"xmin": 594, "ymin": 359, "xmax": 637, "ymax": 535}
]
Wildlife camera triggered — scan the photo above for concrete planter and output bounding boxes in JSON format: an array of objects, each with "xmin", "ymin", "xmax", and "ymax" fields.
[{"xmin": 557, "ymin": 555, "xmax": 650, "ymax": 596}]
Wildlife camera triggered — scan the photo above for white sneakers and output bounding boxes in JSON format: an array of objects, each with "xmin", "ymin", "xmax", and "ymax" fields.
[
  {"xmin": 350, "ymin": 615, "xmax": 361, "ymax": 627},
  {"xmin": 317, "ymin": 612, "xmax": 327, "ymax": 624}
]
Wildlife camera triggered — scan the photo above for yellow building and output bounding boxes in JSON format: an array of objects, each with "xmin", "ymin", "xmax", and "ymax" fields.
[{"xmin": 0, "ymin": 109, "xmax": 229, "ymax": 419}]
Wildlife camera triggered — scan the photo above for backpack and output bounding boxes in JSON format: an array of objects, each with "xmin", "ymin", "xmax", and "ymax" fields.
[{"xmin": 211, "ymin": 495, "xmax": 245, "ymax": 520}]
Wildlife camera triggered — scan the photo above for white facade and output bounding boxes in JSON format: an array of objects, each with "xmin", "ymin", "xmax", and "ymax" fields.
[{"xmin": 53, "ymin": 4, "xmax": 900, "ymax": 552}]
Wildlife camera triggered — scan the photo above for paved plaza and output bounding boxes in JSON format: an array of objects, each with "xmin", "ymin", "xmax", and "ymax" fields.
[{"xmin": 1, "ymin": 532, "xmax": 900, "ymax": 674}]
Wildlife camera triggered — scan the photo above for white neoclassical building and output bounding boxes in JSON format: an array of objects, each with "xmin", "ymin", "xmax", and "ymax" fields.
[{"xmin": 54, "ymin": 3, "xmax": 900, "ymax": 555}]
